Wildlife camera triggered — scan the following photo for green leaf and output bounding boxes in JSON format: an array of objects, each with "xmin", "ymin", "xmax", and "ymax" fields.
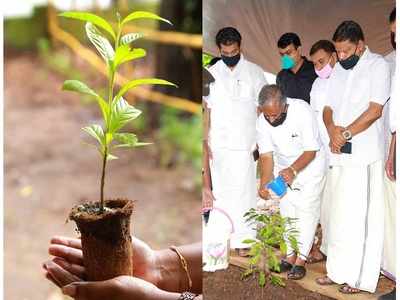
[
  {"xmin": 242, "ymin": 239, "xmax": 256, "ymax": 244},
  {"xmin": 59, "ymin": 12, "xmax": 116, "ymax": 40},
  {"xmin": 62, "ymin": 80, "xmax": 109, "ymax": 121},
  {"xmin": 107, "ymin": 153, "xmax": 118, "ymax": 160},
  {"xmin": 113, "ymin": 45, "xmax": 146, "ymax": 70},
  {"xmin": 120, "ymin": 33, "xmax": 145, "ymax": 45},
  {"xmin": 85, "ymin": 22, "xmax": 115, "ymax": 64},
  {"xmin": 109, "ymin": 98, "xmax": 142, "ymax": 133},
  {"xmin": 115, "ymin": 78, "xmax": 177, "ymax": 100},
  {"xmin": 82, "ymin": 124, "xmax": 104, "ymax": 146},
  {"xmin": 121, "ymin": 11, "xmax": 172, "ymax": 26},
  {"xmin": 271, "ymin": 275, "xmax": 285, "ymax": 287},
  {"xmin": 114, "ymin": 132, "xmax": 137, "ymax": 147}
]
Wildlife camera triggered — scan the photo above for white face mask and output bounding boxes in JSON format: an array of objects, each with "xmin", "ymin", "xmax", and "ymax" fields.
[{"xmin": 315, "ymin": 56, "xmax": 334, "ymax": 79}]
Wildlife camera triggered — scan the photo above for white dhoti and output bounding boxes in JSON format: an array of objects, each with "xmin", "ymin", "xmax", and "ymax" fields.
[
  {"xmin": 382, "ymin": 175, "xmax": 396, "ymax": 279},
  {"xmin": 320, "ymin": 167, "xmax": 333, "ymax": 255},
  {"xmin": 326, "ymin": 160, "xmax": 384, "ymax": 293},
  {"xmin": 280, "ymin": 174, "xmax": 326, "ymax": 259},
  {"xmin": 209, "ymin": 148, "xmax": 257, "ymax": 248}
]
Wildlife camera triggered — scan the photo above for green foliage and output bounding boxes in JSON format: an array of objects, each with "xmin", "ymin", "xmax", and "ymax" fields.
[
  {"xmin": 60, "ymin": 10, "xmax": 176, "ymax": 209},
  {"xmin": 242, "ymin": 208, "xmax": 299, "ymax": 288},
  {"xmin": 202, "ymin": 53, "xmax": 214, "ymax": 67},
  {"xmin": 158, "ymin": 108, "xmax": 202, "ymax": 187}
]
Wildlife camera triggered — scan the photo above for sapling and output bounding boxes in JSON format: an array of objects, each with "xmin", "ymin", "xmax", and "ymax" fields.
[
  {"xmin": 58, "ymin": 10, "xmax": 177, "ymax": 281},
  {"xmin": 242, "ymin": 208, "xmax": 299, "ymax": 287},
  {"xmin": 60, "ymin": 10, "xmax": 176, "ymax": 213}
]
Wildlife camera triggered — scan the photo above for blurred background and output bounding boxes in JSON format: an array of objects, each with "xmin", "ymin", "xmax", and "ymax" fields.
[{"xmin": 4, "ymin": 0, "xmax": 201, "ymax": 299}]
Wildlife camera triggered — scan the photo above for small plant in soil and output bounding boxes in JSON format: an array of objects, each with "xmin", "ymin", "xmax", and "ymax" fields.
[
  {"xmin": 242, "ymin": 208, "xmax": 299, "ymax": 287},
  {"xmin": 59, "ymin": 10, "xmax": 176, "ymax": 281}
]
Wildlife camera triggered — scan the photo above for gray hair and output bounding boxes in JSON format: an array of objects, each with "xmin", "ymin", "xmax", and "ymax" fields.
[{"xmin": 258, "ymin": 84, "xmax": 287, "ymax": 107}]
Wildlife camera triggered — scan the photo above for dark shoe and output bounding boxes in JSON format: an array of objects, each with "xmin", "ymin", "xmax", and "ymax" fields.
[
  {"xmin": 379, "ymin": 288, "xmax": 396, "ymax": 300},
  {"xmin": 271, "ymin": 260, "xmax": 293, "ymax": 273},
  {"xmin": 287, "ymin": 265, "xmax": 306, "ymax": 280}
]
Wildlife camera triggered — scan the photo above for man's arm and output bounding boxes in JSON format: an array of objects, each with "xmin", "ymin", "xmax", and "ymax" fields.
[
  {"xmin": 258, "ymin": 152, "xmax": 274, "ymax": 199},
  {"xmin": 345, "ymin": 102, "xmax": 383, "ymax": 137},
  {"xmin": 323, "ymin": 106, "xmax": 346, "ymax": 153},
  {"xmin": 202, "ymin": 104, "xmax": 214, "ymax": 208},
  {"xmin": 279, "ymin": 151, "xmax": 316, "ymax": 185}
]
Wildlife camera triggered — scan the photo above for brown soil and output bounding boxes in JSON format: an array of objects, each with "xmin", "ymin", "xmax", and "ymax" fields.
[
  {"xmin": 4, "ymin": 52, "xmax": 201, "ymax": 300},
  {"xmin": 70, "ymin": 199, "xmax": 134, "ymax": 281},
  {"xmin": 203, "ymin": 266, "xmax": 336, "ymax": 300}
]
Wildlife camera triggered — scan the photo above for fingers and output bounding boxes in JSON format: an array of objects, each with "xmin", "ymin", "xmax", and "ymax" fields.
[
  {"xmin": 51, "ymin": 236, "xmax": 82, "ymax": 250},
  {"xmin": 44, "ymin": 260, "xmax": 83, "ymax": 287},
  {"xmin": 62, "ymin": 279, "xmax": 118, "ymax": 300},
  {"xmin": 53, "ymin": 257, "xmax": 86, "ymax": 279},
  {"xmin": 49, "ymin": 244, "xmax": 83, "ymax": 265}
]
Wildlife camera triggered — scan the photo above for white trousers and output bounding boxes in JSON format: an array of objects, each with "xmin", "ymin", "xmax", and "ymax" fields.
[
  {"xmin": 326, "ymin": 160, "xmax": 384, "ymax": 293},
  {"xmin": 320, "ymin": 167, "xmax": 333, "ymax": 255},
  {"xmin": 381, "ymin": 175, "xmax": 396, "ymax": 278},
  {"xmin": 209, "ymin": 149, "xmax": 257, "ymax": 248},
  {"xmin": 280, "ymin": 174, "xmax": 326, "ymax": 260}
]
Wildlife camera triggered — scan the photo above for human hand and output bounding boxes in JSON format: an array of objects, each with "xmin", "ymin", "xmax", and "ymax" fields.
[
  {"xmin": 44, "ymin": 236, "xmax": 160, "ymax": 288},
  {"xmin": 60, "ymin": 275, "xmax": 169, "ymax": 300},
  {"xmin": 258, "ymin": 186, "xmax": 271, "ymax": 200},
  {"xmin": 327, "ymin": 125, "xmax": 346, "ymax": 150},
  {"xmin": 202, "ymin": 188, "xmax": 215, "ymax": 209},
  {"xmin": 329, "ymin": 141, "xmax": 342, "ymax": 154},
  {"xmin": 279, "ymin": 168, "xmax": 295, "ymax": 185},
  {"xmin": 385, "ymin": 158, "xmax": 395, "ymax": 181}
]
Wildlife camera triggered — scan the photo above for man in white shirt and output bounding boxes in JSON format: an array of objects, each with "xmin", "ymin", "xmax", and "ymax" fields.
[
  {"xmin": 316, "ymin": 21, "xmax": 390, "ymax": 294},
  {"xmin": 257, "ymin": 84, "xmax": 326, "ymax": 280},
  {"xmin": 308, "ymin": 40, "xmax": 338, "ymax": 262},
  {"xmin": 204, "ymin": 27, "xmax": 267, "ymax": 253},
  {"xmin": 380, "ymin": 7, "xmax": 396, "ymax": 300}
]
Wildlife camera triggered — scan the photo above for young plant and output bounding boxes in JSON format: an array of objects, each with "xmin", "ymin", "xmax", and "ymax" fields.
[
  {"xmin": 242, "ymin": 208, "xmax": 299, "ymax": 287},
  {"xmin": 59, "ymin": 11, "xmax": 176, "ymax": 212}
]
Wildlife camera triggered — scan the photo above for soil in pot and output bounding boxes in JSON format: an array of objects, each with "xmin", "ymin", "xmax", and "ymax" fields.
[{"xmin": 69, "ymin": 199, "xmax": 134, "ymax": 281}]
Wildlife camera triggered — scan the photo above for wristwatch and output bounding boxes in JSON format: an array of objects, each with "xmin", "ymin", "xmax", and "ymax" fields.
[{"xmin": 342, "ymin": 129, "xmax": 352, "ymax": 140}]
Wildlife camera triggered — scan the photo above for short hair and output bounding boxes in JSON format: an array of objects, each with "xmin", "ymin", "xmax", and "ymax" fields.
[
  {"xmin": 215, "ymin": 27, "xmax": 241, "ymax": 48},
  {"xmin": 258, "ymin": 84, "xmax": 287, "ymax": 107},
  {"xmin": 389, "ymin": 7, "xmax": 396, "ymax": 23},
  {"xmin": 332, "ymin": 20, "xmax": 365, "ymax": 43},
  {"xmin": 277, "ymin": 32, "xmax": 301, "ymax": 49},
  {"xmin": 310, "ymin": 40, "xmax": 336, "ymax": 56}
]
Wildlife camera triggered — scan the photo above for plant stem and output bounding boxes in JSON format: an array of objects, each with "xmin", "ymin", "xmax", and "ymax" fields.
[
  {"xmin": 99, "ymin": 24, "xmax": 121, "ymax": 212},
  {"xmin": 100, "ymin": 145, "xmax": 107, "ymax": 212}
]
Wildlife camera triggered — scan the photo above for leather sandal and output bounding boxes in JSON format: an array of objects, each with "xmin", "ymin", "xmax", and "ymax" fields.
[
  {"xmin": 338, "ymin": 284, "xmax": 361, "ymax": 294},
  {"xmin": 287, "ymin": 265, "xmax": 306, "ymax": 280},
  {"xmin": 271, "ymin": 260, "xmax": 293, "ymax": 273}
]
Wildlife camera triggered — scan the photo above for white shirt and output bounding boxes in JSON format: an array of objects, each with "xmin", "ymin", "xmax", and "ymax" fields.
[
  {"xmin": 390, "ymin": 73, "xmax": 397, "ymax": 133},
  {"xmin": 256, "ymin": 98, "xmax": 326, "ymax": 184},
  {"xmin": 383, "ymin": 50, "xmax": 396, "ymax": 159},
  {"xmin": 325, "ymin": 47, "xmax": 390, "ymax": 166},
  {"xmin": 205, "ymin": 55, "xmax": 267, "ymax": 151},
  {"xmin": 310, "ymin": 77, "xmax": 330, "ymax": 162}
]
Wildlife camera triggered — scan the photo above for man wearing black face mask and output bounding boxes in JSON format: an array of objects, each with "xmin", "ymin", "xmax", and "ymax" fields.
[
  {"xmin": 257, "ymin": 84, "xmax": 326, "ymax": 280},
  {"xmin": 204, "ymin": 27, "xmax": 267, "ymax": 256},
  {"xmin": 318, "ymin": 21, "xmax": 391, "ymax": 295}
]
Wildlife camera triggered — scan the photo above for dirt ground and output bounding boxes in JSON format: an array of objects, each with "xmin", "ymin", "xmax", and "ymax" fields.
[
  {"xmin": 4, "ymin": 52, "xmax": 201, "ymax": 300},
  {"xmin": 203, "ymin": 266, "xmax": 336, "ymax": 300}
]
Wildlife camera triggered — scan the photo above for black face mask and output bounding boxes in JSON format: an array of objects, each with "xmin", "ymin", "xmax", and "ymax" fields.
[
  {"xmin": 391, "ymin": 32, "xmax": 396, "ymax": 50},
  {"xmin": 339, "ymin": 47, "xmax": 360, "ymax": 70},
  {"xmin": 221, "ymin": 53, "xmax": 241, "ymax": 67},
  {"xmin": 264, "ymin": 105, "xmax": 288, "ymax": 127}
]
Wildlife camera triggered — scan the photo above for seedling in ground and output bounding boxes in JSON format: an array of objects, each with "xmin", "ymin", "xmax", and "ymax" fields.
[{"xmin": 242, "ymin": 208, "xmax": 299, "ymax": 287}]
